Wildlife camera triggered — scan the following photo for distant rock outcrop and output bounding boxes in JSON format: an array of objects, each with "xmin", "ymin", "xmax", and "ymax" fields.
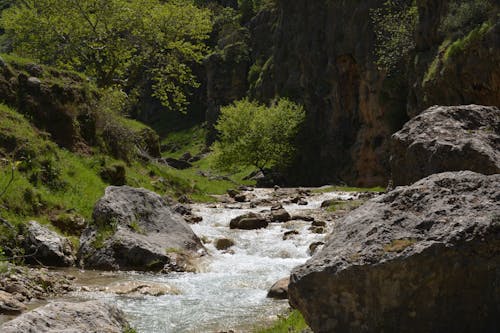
[
  {"xmin": 391, "ymin": 105, "xmax": 500, "ymax": 185},
  {"xmin": 23, "ymin": 221, "xmax": 75, "ymax": 267},
  {"xmin": 78, "ymin": 186, "xmax": 205, "ymax": 272},
  {"xmin": 289, "ymin": 171, "xmax": 500, "ymax": 333},
  {"xmin": 0, "ymin": 301, "xmax": 131, "ymax": 333}
]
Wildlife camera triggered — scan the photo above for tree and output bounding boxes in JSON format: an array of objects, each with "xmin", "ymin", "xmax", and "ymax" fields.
[
  {"xmin": 1, "ymin": 0, "xmax": 212, "ymax": 112},
  {"xmin": 213, "ymin": 98, "xmax": 305, "ymax": 172}
]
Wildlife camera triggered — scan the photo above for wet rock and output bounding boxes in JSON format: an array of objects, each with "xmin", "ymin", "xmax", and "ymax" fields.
[
  {"xmin": 297, "ymin": 199, "xmax": 308, "ymax": 205},
  {"xmin": 23, "ymin": 221, "xmax": 75, "ymax": 267},
  {"xmin": 227, "ymin": 189, "xmax": 240, "ymax": 198},
  {"xmin": 283, "ymin": 230, "xmax": 299, "ymax": 240},
  {"xmin": 391, "ymin": 105, "xmax": 500, "ymax": 185},
  {"xmin": 308, "ymin": 242, "xmax": 325, "ymax": 256},
  {"xmin": 105, "ymin": 281, "xmax": 180, "ymax": 296},
  {"xmin": 78, "ymin": 186, "xmax": 205, "ymax": 272},
  {"xmin": 0, "ymin": 290, "xmax": 27, "ymax": 314},
  {"xmin": 229, "ymin": 212, "xmax": 268, "ymax": 230},
  {"xmin": 308, "ymin": 226, "xmax": 325, "ymax": 234},
  {"xmin": 289, "ymin": 171, "xmax": 500, "ymax": 333},
  {"xmin": 292, "ymin": 215, "xmax": 315, "ymax": 222},
  {"xmin": 184, "ymin": 214, "xmax": 203, "ymax": 224},
  {"xmin": 215, "ymin": 238, "xmax": 235, "ymax": 251},
  {"xmin": 270, "ymin": 209, "xmax": 291, "ymax": 223},
  {"xmin": 311, "ymin": 220, "xmax": 326, "ymax": 227},
  {"xmin": 267, "ymin": 277, "xmax": 290, "ymax": 299},
  {"xmin": 234, "ymin": 193, "xmax": 247, "ymax": 202},
  {"xmin": 270, "ymin": 203, "xmax": 283, "ymax": 211},
  {"xmin": 0, "ymin": 301, "xmax": 131, "ymax": 333}
]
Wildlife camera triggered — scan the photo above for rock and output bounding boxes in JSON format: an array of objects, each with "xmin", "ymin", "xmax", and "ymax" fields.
[
  {"xmin": 179, "ymin": 152, "xmax": 192, "ymax": 162},
  {"xmin": 0, "ymin": 301, "xmax": 131, "ymax": 333},
  {"xmin": 227, "ymin": 189, "xmax": 240, "ymax": 198},
  {"xmin": 173, "ymin": 204, "xmax": 192, "ymax": 216},
  {"xmin": 270, "ymin": 203, "xmax": 283, "ymax": 211},
  {"xmin": 159, "ymin": 157, "xmax": 192, "ymax": 170},
  {"xmin": 0, "ymin": 290, "xmax": 27, "ymax": 314},
  {"xmin": 78, "ymin": 186, "xmax": 205, "ymax": 272},
  {"xmin": 297, "ymin": 199, "xmax": 308, "ymax": 205},
  {"xmin": 26, "ymin": 77, "xmax": 41, "ymax": 89},
  {"xmin": 23, "ymin": 221, "xmax": 75, "ymax": 267},
  {"xmin": 320, "ymin": 199, "xmax": 338, "ymax": 208},
  {"xmin": 105, "ymin": 281, "xmax": 180, "ymax": 296},
  {"xmin": 292, "ymin": 215, "xmax": 315, "ymax": 222},
  {"xmin": 184, "ymin": 214, "xmax": 203, "ymax": 224},
  {"xmin": 311, "ymin": 220, "xmax": 326, "ymax": 227},
  {"xmin": 391, "ymin": 105, "xmax": 500, "ymax": 185},
  {"xmin": 229, "ymin": 212, "xmax": 268, "ymax": 230},
  {"xmin": 308, "ymin": 226, "xmax": 325, "ymax": 234},
  {"xmin": 215, "ymin": 238, "xmax": 235, "ymax": 251},
  {"xmin": 267, "ymin": 277, "xmax": 290, "ymax": 299},
  {"xmin": 270, "ymin": 209, "xmax": 291, "ymax": 223},
  {"xmin": 308, "ymin": 242, "xmax": 325, "ymax": 256},
  {"xmin": 283, "ymin": 230, "xmax": 299, "ymax": 240},
  {"xmin": 289, "ymin": 171, "xmax": 500, "ymax": 333},
  {"xmin": 234, "ymin": 193, "xmax": 247, "ymax": 202}
]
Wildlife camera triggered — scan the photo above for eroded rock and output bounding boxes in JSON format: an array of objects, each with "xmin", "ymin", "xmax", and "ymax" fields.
[
  {"xmin": 78, "ymin": 186, "xmax": 205, "ymax": 272},
  {"xmin": 289, "ymin": 171, "xmax": 500, "ymax": 333},
  {"xmin": 104, "ymin": 281, "xmax": 180, "ymax": 297},
  {"xmin": 0, "ymin": 301, "xmax": 131, "ymax": 333},
  {"xmin": 267, "ymin": 277, "xmax": 289, "ymax": 300},
  {"xmin": 229, "ymin": 212, "xmax": 268, "ymax": 230},
  {"xmin": 391, "ymin": 105, "xmax": 500, "ymax": 185}
]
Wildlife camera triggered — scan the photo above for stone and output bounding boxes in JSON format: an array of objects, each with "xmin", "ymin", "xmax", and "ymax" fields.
[
  {"xmin": 308, "ymin": 226, "xmax": 325, "ymax": 234},
  {"xmin": 311, "ymin": 220, "xmax": 326, "ymax": 227},
  {"xmin": 23, "ymin": 221, "xmax": 75, "ymax": 267},
  {"xmin": 270, "ymin": 209, "xmax": 291, "ymax": 223},
  {"xmin": 0, "ymin": 290, "xmax": 27, "ymax": 314},
  {"xmin": 292, "ymin": 215, "xmax": 315, "ymax": 222},
  {"xmin": 289, "ymin": 171, "xmax": 500, "ymax": 333},
  {"xmin": 391, "ymin": 105, "xmax": 500, "ymax": 185},
  {"xmin": 215, "ymin": 238, "xmax": 235, "ymax": 251},
  {"xmin": 283, "ymin": 230, "xmax": 299, "ymax": 240},
  {"xmin": 78, "ymin": 186, "xmax": 205, "ymax": 272},
  {"xmin": 234, "ymin": 193, "xmax": 247, "ymax": 202},
  {"xmin": 229, "ymin": 212, "xmax": 268, "ymax": 230},
  {"xmin": 105, "ymin": 281, "xmax": 180, "ymax": 296},
  {"xmin": 0, "ymin": 301, "xmax": 131, "ymax": 333},
  {"xmin": 159, "ymin": 157, "xmax": 192, "ymax": 170},
  {"xmin": 308, "ymin": 242, "xmax": 325, "ymax": 256},
  {"xmin": 267, "ymin": 277, "xmax": 290, "ymax": 299},
  {"xmin": 227, "ymin": 189, "xmax": 240, "ymax": 198}
]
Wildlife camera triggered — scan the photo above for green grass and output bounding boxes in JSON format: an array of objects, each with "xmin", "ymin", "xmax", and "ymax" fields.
[
  {"xmin": 160, "ymin": 125, "xmax": 207, "ymax": 159},
  {"xmin": 313, "ymin": 185, "xmax": 385, "ymax": 194},
  {"xmin": 323, "ymin": 199, "xmax": 364, "ymax": 212},
  {"xmin": 254, "ymin": 310, "xmax": 309, "ymax": 333},
  {"xmin": 444, "ymin": 21, "xmax": 492, "ymax": 60}
]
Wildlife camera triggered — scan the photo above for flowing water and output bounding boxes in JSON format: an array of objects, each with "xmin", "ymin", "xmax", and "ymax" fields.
[{"xmin": 57, "ymin": 189, "xmax": 356, "ymax": 332}]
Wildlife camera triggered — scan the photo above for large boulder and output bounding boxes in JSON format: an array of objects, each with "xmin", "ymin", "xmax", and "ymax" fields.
[
  {"xmin": 0, "ymin": 301, "xmax": 131, "ymax": 333},
  {"xmin": 289, "ymin": 171, "xmax": 500, "ymax": 333},
  {"xmin": 78, "ymin": 186, "xmax": 205, "ymax": 272},
  {"xmin": 23, "ymin": 221, "xmax": 75, "ymax": 267},
  {"xmin": 267, "ymin": 277, "xmax": 290, "ymax": 300},
  {"xmin": 229, "ymin": 212, "xmax": 268, "ymax": 230},
  {"xmin": 391, "ymin": 105, "xmax": 500, "ymax": 185}
]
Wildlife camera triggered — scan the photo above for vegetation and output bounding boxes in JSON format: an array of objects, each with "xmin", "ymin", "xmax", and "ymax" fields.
[
  {"xmin": 213, "ymin": 98, "xmax": 305, "ymax": 172},
  {"xmin": 313, "ymin": 186, "xmax": 386, "ymax": 193},
  {"xmin": 322, "ymin": 200, "xmax": 364, "ymax": 213},
  {"xmin": 370, "ymin": 0, "xmax": 418, "ymax": 72},
  {"xmin": 254, "ymin": 310, "xmax": 309, "ymax": 333},
  {"xmin": 383, "ymin": 238, "xmax": 417, "ymax": 252},
  {"xmin": 439, "ymin": 0, "xmax": 496, "ymax": 38},
  {"xmin": 1, "ymin": 0, "xmax": 212, "ymax": 112}
]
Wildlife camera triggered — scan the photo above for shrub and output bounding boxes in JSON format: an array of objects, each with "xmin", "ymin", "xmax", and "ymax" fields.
[
  {"xmin": 213, "ymin": 98, "xmax": 305, "ymax": 172},
  {"xmin": 440, "ymin": 0, "xmax": 495, "ymax": 38}
]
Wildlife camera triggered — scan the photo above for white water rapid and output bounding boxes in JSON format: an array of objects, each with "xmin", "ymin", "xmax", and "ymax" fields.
[{"xmin": 65, "ymin": 189, "xmax": 356, "ymax": 333}]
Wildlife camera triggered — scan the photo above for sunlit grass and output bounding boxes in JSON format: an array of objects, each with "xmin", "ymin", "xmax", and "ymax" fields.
[{"xmin": 254, "ymin": 310, "xmax": 309, "ymax": 333}]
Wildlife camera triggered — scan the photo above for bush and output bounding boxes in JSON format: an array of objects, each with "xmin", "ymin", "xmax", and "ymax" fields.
[
  {"xmin": 213, "ymin": 98, "xmax": 305, "ymax": 172},
  {"xmin": 440, "ymin": 0, "xmax": 495, "ymax": 38}
]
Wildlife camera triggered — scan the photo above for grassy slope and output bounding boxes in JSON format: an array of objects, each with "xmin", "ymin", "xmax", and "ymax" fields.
[{"xmin": 254, "ymin": 310, "xmax": 309, "ymax": 333}]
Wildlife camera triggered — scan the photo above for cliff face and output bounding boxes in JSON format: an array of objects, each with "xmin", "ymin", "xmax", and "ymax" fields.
[
  {"xmin": 257, "ymin": 0, "xmax": 397, "ymax": 186},
  {"xmin": 204, "ymin": 0, "xmax": 499, "ymax": 186}
]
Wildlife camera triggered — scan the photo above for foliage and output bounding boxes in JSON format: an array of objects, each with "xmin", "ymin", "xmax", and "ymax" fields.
[
  {"xmin": 254, "ymin": 310, "xmax": 309, "ymax": 333},
  {"xmin": 444, "ymin": 21, "xmax": 493, "ymax": 60},
  {"xmin": 1, "ymin": 0, "xmax": 212, "ymax": 112},
  {"xmin": 313, "ymin": 185, "xmax": 386, "ymax": 193},
  {"xmin": 370, "ymin": 0, "xmax": 418, "ymax": 72},
  {"xmin": 213, "ymin": 98, "xmax": 305, "ymax": 172},
  {"xmin": 439, "ymin": 0, "xmax": 496, "ymax": 38}
]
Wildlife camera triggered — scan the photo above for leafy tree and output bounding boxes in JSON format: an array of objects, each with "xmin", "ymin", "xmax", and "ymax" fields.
[
  {"xmin": 1, "ymin": 0, "xmax": 212, "ymax": 112},
  {"xmin": 370, "ymin": 0, "xmax": 418, "ymax": 72},
  {"xmin": 213, "ymin": 98, "xmax": 305, "ymax": 172}
]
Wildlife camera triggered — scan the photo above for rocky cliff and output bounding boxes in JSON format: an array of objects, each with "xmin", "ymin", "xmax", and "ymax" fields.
[{"xmin": 206, "ymin": 0, "xmax": 500, "ymax": 186}]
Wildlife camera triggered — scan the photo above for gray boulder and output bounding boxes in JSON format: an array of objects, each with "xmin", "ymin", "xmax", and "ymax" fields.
[
  {"xmin": 269, "ymin": 209, "xmax": 291, "ymax": 222},
  {"xmin": 78, "ymin": 186, "xmax": 205, "ymax": 272},
  {"xmin": 391, "ymin": 105, "xmax": 500, "ymax": 185},
  {"xmin": 23, "ymin": 221, "xmax": 75, "ymax": 267},
  {"xmin": 289, "ymin": 171, "xmax": 500, "ymax": 333},
  {"xmin": 267, "ymin": 277, "xmax": 290, "ymax": 299},
  {"xmin": 0, "ymin": 301, "xmax": 131, "ymax": 333}
]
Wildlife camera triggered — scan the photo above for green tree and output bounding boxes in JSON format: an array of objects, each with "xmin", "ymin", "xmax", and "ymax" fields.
[
  {"xmin": 1, "ymin": 0, "xmax": 212, "ymax": 112},
  {"xmin": 213, "ymin": 98, "xmax": 305, "ymax": 172}
]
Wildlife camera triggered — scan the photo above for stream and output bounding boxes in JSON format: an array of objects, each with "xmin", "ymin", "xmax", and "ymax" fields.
[{"xmin": 26, "ymin": 189, "xmax": 356, "ymax": 332}]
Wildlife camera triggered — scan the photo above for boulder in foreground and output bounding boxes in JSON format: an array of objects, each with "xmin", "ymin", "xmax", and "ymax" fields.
[
  {"xmin": 78, "ymin": 186, "xmax": 205, "ymax": 272},
  {"xmin": 0, "ymin": 301, "xmax": 131, "ymax": 333},
  {"xmin": 390, "ymin": 105, "xmax": 500, "ymax": 185},
  {"xmin": 289, "ymin": 171, "xmax": 500, "ymax": 333}
]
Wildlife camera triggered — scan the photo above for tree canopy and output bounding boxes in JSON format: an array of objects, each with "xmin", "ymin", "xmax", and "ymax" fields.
[
  {"xmin": 1, "ymin": 0, "xmax": 212, "ymax": 112},
  {"xmin": 213, "ymin": 98, "xmax": 305, "ymax": 172}
]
